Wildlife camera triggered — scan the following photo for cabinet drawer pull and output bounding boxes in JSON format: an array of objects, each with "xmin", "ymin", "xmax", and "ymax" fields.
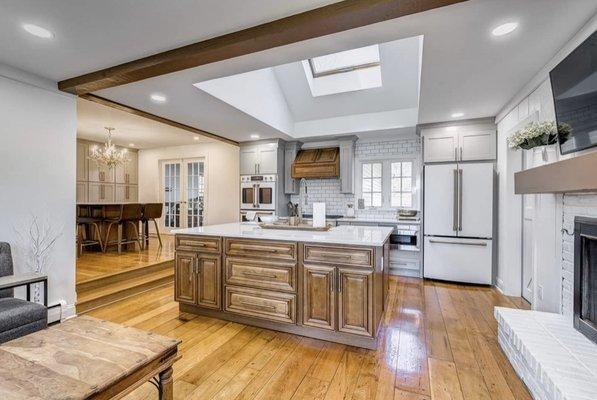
[
  {"xmin": 241, "ymin": 271, "xmax": 277, "ymax": 279},
  {"xmin": 240, "ymin": 301, "xmax": 276, "ymax": 311},
  {"xmin": 320, "ymin": 253, "xmax": 351, "ymax": 260},
  {"xmin": 240, "ymin": 245, "xmax": 277, "ymax": 253}
]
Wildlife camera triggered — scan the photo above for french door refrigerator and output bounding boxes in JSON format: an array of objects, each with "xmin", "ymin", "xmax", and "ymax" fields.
[{"xmin": 423, "ymin": 162, "xmax": 494, "ymax": 284}]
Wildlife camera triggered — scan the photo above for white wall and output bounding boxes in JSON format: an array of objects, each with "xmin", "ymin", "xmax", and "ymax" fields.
[
  {"xmin": 138, "ymin": 142, "xmax": 240, "ymax": 227},
  {"xmin": 495, "ymin": 12, "xmax": 597, "ymax": 313},
  {"xmin": 0, "ymin": 65, "xmax": 77, "ymax": 320}
]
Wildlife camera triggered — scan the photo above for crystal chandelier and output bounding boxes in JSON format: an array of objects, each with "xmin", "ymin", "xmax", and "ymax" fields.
[{"xmin": 89, "ymin": 127, "xmax": 129, "ymax": 169}]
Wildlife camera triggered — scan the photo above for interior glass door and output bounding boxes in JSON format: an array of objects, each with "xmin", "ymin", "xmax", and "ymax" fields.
[
  {"xmin": 163, "ymin": 162, "xmax": 181, "ymax": 229},
  {"xmin": 186, "ymin": 161, "xmax": 205, "ymax": 228},
  {"xmin": 162, "ymin": 158, "xmax": 205, "ymax": 231}
]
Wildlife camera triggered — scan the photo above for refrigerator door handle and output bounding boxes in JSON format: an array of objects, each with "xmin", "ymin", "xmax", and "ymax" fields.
[
  {"xmin": 453, "ymin": 169, "xmax": 459, "ymax": 232},
  {"xmin": 458, "ymin": 168, "xmax": 463, "ymax": 231},
  {"xmin": 429, "ymin": 239, "xmax": 487, "ymax": 246}
]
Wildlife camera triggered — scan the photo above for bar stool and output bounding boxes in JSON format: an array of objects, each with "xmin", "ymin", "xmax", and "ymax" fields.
[
  {"xmin": 141, "ymin": 203, "xmax": 163, "ymax": 249},
  {"xmin": 104, "ymin": 204, "xmax": 143, "ymax": 254},
  {"xmin": 76, "ymin": 205, "xmax": 104, "ymax": 256}
]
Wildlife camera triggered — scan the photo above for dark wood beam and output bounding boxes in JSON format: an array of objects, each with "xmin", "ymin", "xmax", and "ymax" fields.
[
  {"xmin": 59, "ymin": 0, "xmax": 467, "ymax": 94},
  {"xmin": 80, "ymin": 94, "xmax": 238, "ymax": 146}
]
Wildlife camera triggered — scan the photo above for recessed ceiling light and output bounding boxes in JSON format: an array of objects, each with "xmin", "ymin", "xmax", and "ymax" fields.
[
  {"xmin": 193, "ymin": 136, "xmax": 200, "ymax": 141},
  {"xmin": 492, "ymin": 22, "xmax": 518, "ymax": 37},
  {"xmin": 250, "ymin": 134, "xmax": 260, "ymax": 140},
  {"xmin": 150, "ymin": 93, "xmax": 167, "ymax": 103},
  {"xmin": 451, "ymin": 112, "xmax": 464, "ymax": 118},
  {"xmin": 22, "ymin": 23, "xmax": 54, "ymax": 39}
]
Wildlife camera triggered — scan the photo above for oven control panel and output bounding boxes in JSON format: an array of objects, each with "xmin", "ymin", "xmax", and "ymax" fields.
[{"xmin": 241, "ymin": 175, "xmax": 276, "ymax": 182}]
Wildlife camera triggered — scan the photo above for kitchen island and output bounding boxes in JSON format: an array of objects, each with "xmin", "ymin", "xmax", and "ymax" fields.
[{"xmin": 172, "ymin": 222, "xmax": 392, "ymax": 349}]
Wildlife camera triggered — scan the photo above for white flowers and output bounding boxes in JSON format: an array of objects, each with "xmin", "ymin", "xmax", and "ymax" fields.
[{"xmin": 507, "ymin": 121, "xmax": 567, "ymax": 150}]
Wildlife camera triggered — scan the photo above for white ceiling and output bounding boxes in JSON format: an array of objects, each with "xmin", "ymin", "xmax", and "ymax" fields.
[
  {"xmin": 77, "ymin": 98, "xmax": 213, "ymax": 149},
  {"xmin": 2, "ymin": 0, "xmax": 597, "ymax": 143},
  {"xmin": 0, "ymin": 0, "xmax": 338, "ymax": 81}
]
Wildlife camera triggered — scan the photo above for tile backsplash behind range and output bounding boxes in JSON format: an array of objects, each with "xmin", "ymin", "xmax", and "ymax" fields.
[{"xmin": 290, "ymin": 136, "xmax": 421, "ymax": 219}]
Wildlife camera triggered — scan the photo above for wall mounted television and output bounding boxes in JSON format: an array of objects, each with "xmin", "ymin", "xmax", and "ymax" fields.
[{"xmin": 550, "ymin": 30, "xmax": 597, "ymax": 155}]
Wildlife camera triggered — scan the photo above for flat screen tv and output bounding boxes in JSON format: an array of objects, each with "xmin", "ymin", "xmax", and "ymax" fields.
[{"xmin": 550, "ymin": 30, "xmax": 597, "ymax": 155}]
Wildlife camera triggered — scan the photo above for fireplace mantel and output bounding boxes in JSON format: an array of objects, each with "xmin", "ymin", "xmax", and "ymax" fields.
[{"xmin": 515, "ymin": 151, "xmax": 597, "ymax": 194}]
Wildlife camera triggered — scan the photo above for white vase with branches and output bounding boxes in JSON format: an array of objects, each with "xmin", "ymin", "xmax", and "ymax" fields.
[{"xmin": 14, "ymin": 216, "xmax": 62, "ymax": 304}]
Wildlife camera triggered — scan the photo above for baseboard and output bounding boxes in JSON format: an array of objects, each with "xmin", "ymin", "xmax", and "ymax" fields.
[
  {"xmin": 496, "ymin": 277, "xmax": 505, "ymax": 294},
  {"xmin": 48, "ymin": 301, "xmax": 76, "ymax": 323}
]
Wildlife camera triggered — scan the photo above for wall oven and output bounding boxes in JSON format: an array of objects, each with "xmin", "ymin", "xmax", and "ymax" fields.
[{"xmin": 240, "ymin": 175, "xmax": 276, "ymax": 211}]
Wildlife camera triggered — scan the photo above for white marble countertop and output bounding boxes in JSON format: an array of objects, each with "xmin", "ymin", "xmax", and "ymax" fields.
[{"xmin": 173, "ymin": 222, "xmax": 393, "ymax": 247}]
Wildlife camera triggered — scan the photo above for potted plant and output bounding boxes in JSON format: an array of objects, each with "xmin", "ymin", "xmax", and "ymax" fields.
[{"xmin": 507, "ymin": 121, "xmax": 571, "ymax": 162}]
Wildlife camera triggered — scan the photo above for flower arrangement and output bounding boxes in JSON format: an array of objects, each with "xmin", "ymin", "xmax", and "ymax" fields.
[{"xmin": 507, "ymin": 121, "xmax": 571, "ymax": 150}]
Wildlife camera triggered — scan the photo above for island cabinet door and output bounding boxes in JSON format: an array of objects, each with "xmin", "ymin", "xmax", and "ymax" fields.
[
  {"xmin": 302, "ymin": 265, "xmax": 335, "ymax": 331},
  {"xmin": 175, "ymin": 251, "xmax": 197, "ymax": 305},
  {"xmin": 338, "ymin": 268, "xmax": 374, "ymax": 337},
  {"xmin": 196, "ymin": 253, "xmax": 222, "ymax": 309}
]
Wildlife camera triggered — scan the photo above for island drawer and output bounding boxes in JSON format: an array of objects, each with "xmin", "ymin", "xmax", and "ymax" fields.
[
  {"xmin": 225, "ymin": 258, "xmax": 296, "ymax": 292},
  {"xmin": 303, "ymin": 244, "xmax": 373, "ymax": 268},
  {"xmin": 225, "ymin": 238, "xmax": 297, "ymax": 261},
  {"xmin": 224, "ymin": 286, "xmax": 296, "ymax": 324},
  {"xmin": 176, "ymin": 235, "xmax": 221, "ymax": 253}
]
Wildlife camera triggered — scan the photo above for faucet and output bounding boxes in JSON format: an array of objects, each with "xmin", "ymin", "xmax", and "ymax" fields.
[{"xmin": 298, "ymin": 178, "xmax": 308, "ymax": 222}]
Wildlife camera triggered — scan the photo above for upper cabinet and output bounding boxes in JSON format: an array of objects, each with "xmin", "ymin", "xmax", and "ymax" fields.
[
  {"xmin": 291, "ymin": 147, "xmax": 340, "ymax": 179},
  {"xmin": 240, "ymin": 141, "xmax": 282, "ymax": 175},
  {"xmin": 338, "ymin": 137, "xmax": 356, "ymax": 194},
  {"xmin": 422, "ymin": 123, "xmax": 496, "ymax": 163},
  {"xmin": 284, "ymin": 141, "xmax": 302, "ymax": 194},
  {"xmin": 115, "ymin": 151, "xmax": 138, "ymax": 184},
  {"xmin": 77, "ymin": 139, "xmax": 139, "ymax": 203}
]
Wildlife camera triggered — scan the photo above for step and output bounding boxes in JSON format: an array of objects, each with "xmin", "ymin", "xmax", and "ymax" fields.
[
  {"xmin": 76, "ymin": 259, "xmax": 173, "ymax": 292},
  {"xmin": 76, "ymin": 266, "xmax": 174, "ymax": 314}
]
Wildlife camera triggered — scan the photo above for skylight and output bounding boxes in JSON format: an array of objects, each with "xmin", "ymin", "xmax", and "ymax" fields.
[{"xmin": 308, "ymin": 45, "xmax": 380, "ymax": 77}]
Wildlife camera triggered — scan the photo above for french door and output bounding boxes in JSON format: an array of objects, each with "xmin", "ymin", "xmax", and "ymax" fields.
[{"xmin": 162, "ymin": 158, "xmax": 205, "ymax": 231}]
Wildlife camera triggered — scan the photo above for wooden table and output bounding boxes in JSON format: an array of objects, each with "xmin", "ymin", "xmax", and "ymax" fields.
[{"xmin": 0, "ymin": 316, "xmax": 180, "ymax": 399}]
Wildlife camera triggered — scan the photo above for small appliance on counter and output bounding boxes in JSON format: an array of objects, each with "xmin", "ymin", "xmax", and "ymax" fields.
[{"xmin": 346, "ymin": 203, "xmax": 355, "ymax": 218}]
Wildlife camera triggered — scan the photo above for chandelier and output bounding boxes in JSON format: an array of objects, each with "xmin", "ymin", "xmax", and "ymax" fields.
[{"xmin": 89, "ymin": 127, "xmax": 129, "ymax": 169}]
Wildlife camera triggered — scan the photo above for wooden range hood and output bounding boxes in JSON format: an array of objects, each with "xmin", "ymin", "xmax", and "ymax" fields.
[
  {"xmin": 515, "ymin": 151, "xmax": 597, "ymax": 194},
  {"xmin": 291, "ymin": 147, "xmax": 340, "ymax": 179}
]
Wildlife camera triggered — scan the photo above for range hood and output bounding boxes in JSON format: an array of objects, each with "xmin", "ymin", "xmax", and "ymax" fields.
[{"xmin": 291, "ymin": 147, "xmax": 340, "ymax": 179}]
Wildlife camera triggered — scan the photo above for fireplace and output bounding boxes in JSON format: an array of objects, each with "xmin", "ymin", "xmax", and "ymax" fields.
[{"xmin": 574, "ymin": 217, "xmax": 597, "ymax": 344}]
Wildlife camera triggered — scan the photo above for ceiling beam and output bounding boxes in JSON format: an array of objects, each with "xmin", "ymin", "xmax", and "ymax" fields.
[
  {"xmin": 59, "ymin": 0, "xmax": 467, "ymax": 95},
  {"xmin": 80, "ymin": 94, "xmax": 239, "ymax": 146}
]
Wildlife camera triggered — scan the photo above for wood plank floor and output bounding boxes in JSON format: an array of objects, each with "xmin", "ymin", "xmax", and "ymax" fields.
[
  {"xmin": 87, "ymin": 276, "xmax": 532, "ymax": 400},
  {"xmin": 76, "ymin": 236, "xmax": 174, "ymax": 283}
]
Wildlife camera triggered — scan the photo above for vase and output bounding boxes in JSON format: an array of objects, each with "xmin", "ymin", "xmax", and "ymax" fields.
[{"xmin": 532, "ymin": 144, "xmax": 557, "ymax": 166}]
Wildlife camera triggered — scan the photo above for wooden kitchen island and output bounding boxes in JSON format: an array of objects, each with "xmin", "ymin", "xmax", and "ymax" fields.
[{"xmin": 173, "ymin": 222, "xmax": 392, "ymax": 349}]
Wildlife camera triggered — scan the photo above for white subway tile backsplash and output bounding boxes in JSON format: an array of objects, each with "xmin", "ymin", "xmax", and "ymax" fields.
[{"xmin": 290, "ymin": 137, "xmax": 421, "ymax": 217}]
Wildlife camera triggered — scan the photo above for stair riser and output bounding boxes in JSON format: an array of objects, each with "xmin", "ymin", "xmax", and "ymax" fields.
[
  {"xmin": 77, "ymin": 260, "xmax": 173, "ymax": 292},
  {"xmin": 77, "ymin": 275, "xmax": 173, "ymax": 314}
]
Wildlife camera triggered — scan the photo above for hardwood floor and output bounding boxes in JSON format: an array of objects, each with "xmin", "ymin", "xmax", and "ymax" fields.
[
  {"xmin": 87, "ymin": 276, "xmax": 531, "ymax": 400},
  {"xmin": 76, "ymin": 236, "xmax": 174, "ymax": 283}
]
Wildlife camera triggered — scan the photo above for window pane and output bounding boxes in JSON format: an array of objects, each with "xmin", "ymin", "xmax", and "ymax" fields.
[
  {"xmin": 364, "ymin": 195, "xmax": 372, "ymax": 207},
  {"xmin": 402, "ymin": 178, "xmax": 412, "ymax": 192},
  {"xmin": 362, "ymin": 178, "xmax": 371, "ymax": 193},
  {"xmin": 391, "ymin": 193, "xmax": 401, "ymax": 207},
  {"xmin": 391, "ymin": 162, "xmax": 401, "ymax": 177},
  {"xmin": 372, "ymin": 193, "xmax": 382, "ymax": 207},
  {"xmin": 372, "ymin": 163, "xmax": 382, "ymax": 177},
  {"xmin": 372, "ymin": 177, "xmax": 382, "ymax": 192},
  {"xmin": 402, "ymin": 162, "xmax": 412, "ymax": 177},
  {"xmin": 402, "ymin": 193, "xmax": 413, "ymax": 207},
  {"xmin": 363, "ymin": 163, "xmax": 372, "ymax": 178},
  {"xmin": 391, "ymin": 177, "xmax": 400, "ymax": 192}
]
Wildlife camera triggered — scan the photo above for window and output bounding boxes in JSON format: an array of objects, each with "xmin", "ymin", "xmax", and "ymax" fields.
[
  {"xmin": 308, "ymin": 45, "xmax": 380, "ymax": 78},
  {"xmin": 362, "ymin": 162, "xmax": 382, "ymax": 207},
  {"xmin": 391, "ymin": 162, "xmax": 412, "ymax": 207},
  {"xmin": 359, "ymin": 159, "xmax": 417, "ymax": 209}
]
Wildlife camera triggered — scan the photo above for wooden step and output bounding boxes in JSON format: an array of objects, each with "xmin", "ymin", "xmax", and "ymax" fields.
[
  {"xmin": 76, "ymin": 264, "xmax": 174, "ymax": 314},
  {"xmin": 76, "ymin": 259, "xmax": 173, "ymax": 292}
]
